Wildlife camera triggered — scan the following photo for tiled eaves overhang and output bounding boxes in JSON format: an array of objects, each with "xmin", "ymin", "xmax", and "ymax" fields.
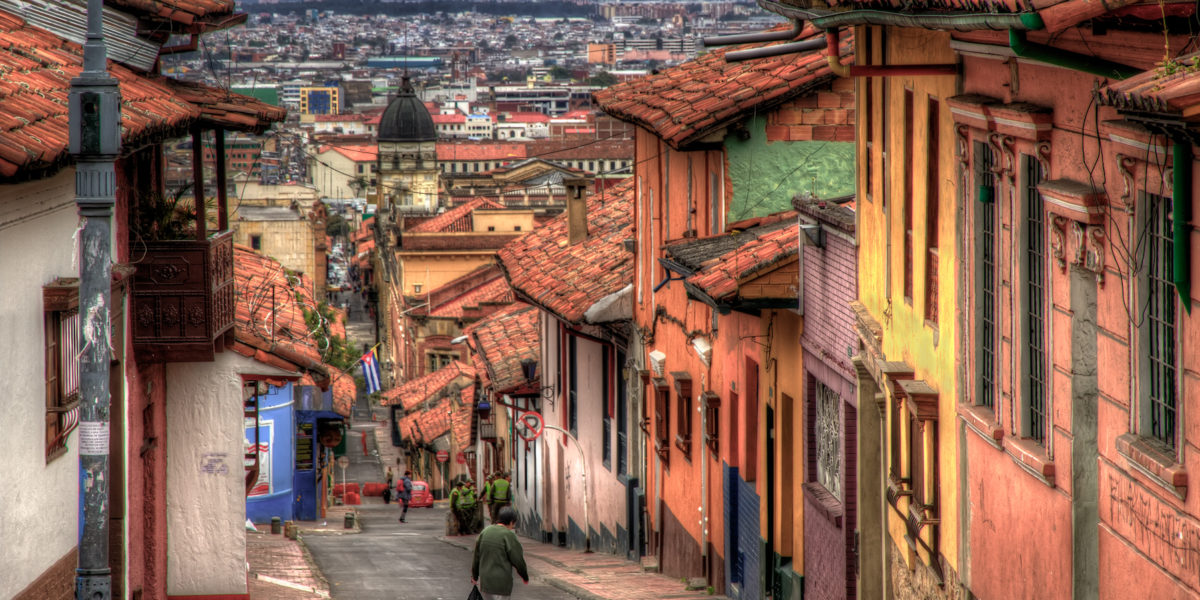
[
  {"xmin": 593, "ymin": 26, "xmax": 851, "ymax": 150},
  {"xmin": 0, "ymin": 10, "xmax": 283, "ymax": 179},
  {"xmin": 1097, "ymin": 54, "xmax": 1200, "ymax": 144},
  {"xmin": 107, "ymin": 0, "xmax": 246, "ymax": 34}
]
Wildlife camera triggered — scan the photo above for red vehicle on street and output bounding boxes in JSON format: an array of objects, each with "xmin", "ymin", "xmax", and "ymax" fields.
[{"xmin": 408, "ymin": 480, "xmax": 434, "ymax": 508}]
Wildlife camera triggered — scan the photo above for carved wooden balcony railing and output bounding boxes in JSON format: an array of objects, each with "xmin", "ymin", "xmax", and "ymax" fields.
[{"xmin": 132, "ymin": 230, "xmax": 235, "ymax": 362}]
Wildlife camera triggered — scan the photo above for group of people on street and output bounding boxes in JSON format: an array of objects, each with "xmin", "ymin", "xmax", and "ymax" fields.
[
  {"xmin": 448, "ymin": 472, "xmax": 512, "ymax": 536},
  {"xmin": 382, "ymin": 465, "xmax": 526, "ymax": 599}
]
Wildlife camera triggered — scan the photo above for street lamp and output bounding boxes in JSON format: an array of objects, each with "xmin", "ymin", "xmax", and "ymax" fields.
[{"xmin": 519, "ymin": 358, "xmax": 557, "ymax": 406}]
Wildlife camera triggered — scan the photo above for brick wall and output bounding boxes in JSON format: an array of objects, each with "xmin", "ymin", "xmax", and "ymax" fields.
[
  {"xmin": 765, "ymin": 79, "xmax": 856, "ymax": 143},
  {"xmin": 14, "ymin": 547, "xmax": 77, "ymax": 600},
  {"xmin": 801, "ymin": 226, "xmax": 858, "ymax": 383},
  {"xmin": 803, "ymin": 490, "xmax": 845, "ymax": 600}
]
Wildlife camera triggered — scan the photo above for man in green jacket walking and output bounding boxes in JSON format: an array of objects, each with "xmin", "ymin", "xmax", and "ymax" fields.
[{"xmin": 471, "ymin": 506, "xmax": 529, "ymax": 600}]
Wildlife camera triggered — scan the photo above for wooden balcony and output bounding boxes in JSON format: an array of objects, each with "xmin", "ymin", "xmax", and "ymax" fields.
[{"xmin": 131, "ymin": 230, "xmax": 235, "ymax": 362}]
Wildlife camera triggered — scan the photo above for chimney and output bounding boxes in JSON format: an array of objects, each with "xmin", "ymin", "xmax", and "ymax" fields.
[{"xmin": 565, "ymin": 177, "xmax": 590, "ymax": 244}]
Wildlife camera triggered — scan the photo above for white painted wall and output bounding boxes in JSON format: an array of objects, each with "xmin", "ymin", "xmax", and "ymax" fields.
[
  {"xmin": 166, "ymin": 353, "xmax": 292, "ymax": 596},
  {"xmin": 0, "ymin": 171, "xmax": 89, "ymax": 596}
]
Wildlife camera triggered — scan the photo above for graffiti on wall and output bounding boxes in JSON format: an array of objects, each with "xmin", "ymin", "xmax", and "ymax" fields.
[{"xmin": 1105, "ymin": 468, "xmax": 1200, "ymax": 589}]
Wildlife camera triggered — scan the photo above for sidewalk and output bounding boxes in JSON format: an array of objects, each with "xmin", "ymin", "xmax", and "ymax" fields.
[{"xmin": 440, "ymin": 533, "xmax": 714, "ymax": 600}]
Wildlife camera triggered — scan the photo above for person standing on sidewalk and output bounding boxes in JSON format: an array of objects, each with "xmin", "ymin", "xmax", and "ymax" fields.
[
  {"xmin": 488, "ymin": 472, "xmax": 512, "ymax": 524},
  {"xmin": 397, "ymin": 469, "xmax": 413, "ymax": 523},
  {"xmin": 472, "ymin": 506, "xmax": 529, "ymax": 600}
]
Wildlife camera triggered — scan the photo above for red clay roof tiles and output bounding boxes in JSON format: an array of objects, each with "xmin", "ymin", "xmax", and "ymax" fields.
[
  {"xmin": 595, "ymin": 27, "xmax": 851, "ymax": 149},
  {"xmin": 465, "ymin": 303, "xmax": 540, "ymax": 395},
  {"xmin": 406, "ymin": 197, "xmax": 506, "ymax": 233},
  {"xmin": 1098, "ymin": 55, "xmax": 1200, "ymax": 117},
  {"xmin": 497, "ymin": 178, "xmax": 633, "ymax": 325},
  {"xmin": 380, "ymin": 359, "xmax": 475, "ymax": 412},
  {"xmin": 0, "ymin": 10, "xmax": 282, "ymax": 178},
  {"xmin": 667, "ymin": 213, "xmax": 799, "ymax": 301}
]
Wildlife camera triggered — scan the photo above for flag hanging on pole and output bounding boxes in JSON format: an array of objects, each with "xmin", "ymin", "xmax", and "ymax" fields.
[{"xmin": 361, "ymin": 350, "xmax": 382, "ymax": 394}]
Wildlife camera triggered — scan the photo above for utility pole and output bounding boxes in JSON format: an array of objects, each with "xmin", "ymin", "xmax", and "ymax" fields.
[{"xmin": 70, "ymin": 0, "xmax": 121, "ymax": 597}]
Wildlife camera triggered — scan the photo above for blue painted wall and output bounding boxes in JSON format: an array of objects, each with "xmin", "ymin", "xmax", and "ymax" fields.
[
  {"xmin": 724, "ymin": 464, "xmax": 761, "ymax": 600},
  {"xmin": 246, "ymin": 382, "xmax": 295, "ymax": 523}
]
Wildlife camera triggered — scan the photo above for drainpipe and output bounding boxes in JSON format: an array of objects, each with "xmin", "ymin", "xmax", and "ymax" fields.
[
  {"xmin": 1007, "ymin": 30, "xmax": 1141, "ymax": 80},
  {"xmin": 70, "ymin": 0, "xmax": 121, "ymax": 597},
  {"xmin": 1174, "ymin": 141, "xmax": 1192, "ymax": 313},
  {"xmin": 702, "ymin": 19, "xmax": 804, "ymax": 47},
  {"xmin": 824, "ymin": 29, "xmax": 958, "ymax": 78}
]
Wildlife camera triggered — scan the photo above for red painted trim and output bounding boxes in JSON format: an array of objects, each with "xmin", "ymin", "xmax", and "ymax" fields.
[{"xmin": 167, "ymin": 595, "xmax": 249, "ymax": 600}]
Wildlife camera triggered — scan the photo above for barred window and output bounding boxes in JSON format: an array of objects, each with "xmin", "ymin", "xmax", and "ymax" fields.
[
  {"xmin": 1145, "ymin": 192, "xmax": 1178, "ymax": 447},
  {"xmin": 673, "ymin": 372, "xmax": 692, "ymax": 457},
  {"xmin": 814, "ymin": 382, "xmax": 842, "ymax": 501},
  {"xmin": 1024, "ymin": 155, "xmax": 1048, "ymax": 443},
  {"xmin": 975, "ymin": 141, "xmax": 998, "ymax": 409},
  {"xmin": 44, "ymin": 300, "xmax": 81, "ymax": 460}
]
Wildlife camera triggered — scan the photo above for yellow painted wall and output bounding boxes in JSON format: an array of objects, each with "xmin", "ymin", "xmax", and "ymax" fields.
[
  {"xmin": 398, "ymin": 253, "xmax": 496, "ymax": 296},
  {"xmin": 857, "ymin": 25, "xmax": 963, "ymax": 577},
  {"xmin": 760, "ymin": 310, "xmax": 805, "ymax": 569},
  {"xmin": 234, "ymin": 219, "xmax": 323, "ymax": 295},
  {"xmin": 472, "ymin": 210, "xmax": 537, "ymax": 233}
]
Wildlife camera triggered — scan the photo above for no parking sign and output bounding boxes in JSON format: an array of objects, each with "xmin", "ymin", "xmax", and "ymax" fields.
[{"xmin": 514, "ymin": 410, "xmax": 544, "ymax": 442}]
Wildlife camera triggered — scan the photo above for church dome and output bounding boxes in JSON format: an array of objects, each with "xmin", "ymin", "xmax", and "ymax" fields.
[{"xmin": 378, "ymin": 77, "xmax": 435, "ymax": 143}]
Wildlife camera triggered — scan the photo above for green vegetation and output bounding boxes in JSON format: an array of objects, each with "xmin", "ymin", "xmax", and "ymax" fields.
[{"xmin": 304, "ymin": 302, "xmax": 358, "ymax": 371}]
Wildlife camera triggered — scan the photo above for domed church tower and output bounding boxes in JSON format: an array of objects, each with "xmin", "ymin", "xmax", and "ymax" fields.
[{"xmin": 377, "ymin": 77, "xmax": 439, "ymax": 213}]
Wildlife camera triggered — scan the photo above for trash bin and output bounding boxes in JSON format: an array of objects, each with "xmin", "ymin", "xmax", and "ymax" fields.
[
  {"xmin": 344, "ymin": 512, "xmax": 355, "ymax": 529},
  {"xmin": 270, "ymin": 516, "xmax": 282, "ymax": 534}
]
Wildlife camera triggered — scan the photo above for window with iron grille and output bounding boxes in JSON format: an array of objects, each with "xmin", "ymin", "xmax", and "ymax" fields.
[
  {"xmin": 602, "ymin": 348, "xmax": 612, "ymax": 470},
  {"xmin": 617, "ymin": 350, "xmax": 628, "ymax": 475},
  {"xmin": 1024, "ymin": 155, "xmax": 1048, "ymax": 443},
  {"xmin": 1145, "ymin": 192, "xmax": 1178, "ymax": 447},
  {"xmin": 44, "ymin": 298, "xmax": 81, "ymax": 461},
  {"xmin": 703, "ymin": 392, "xmax": 720, "ymax": 453},
  {"xmin": 890, "ymin": 394, "xmax": 903, "ymax": 480},
  {"xmin": 812, "ymin": 381, "xmax": 842, "ymax": 501},
  {"xmin": 910, "ymin": 415, "xmax": 926, "ymax": 507},
  {"xmin": 568, "ymin": 335, "xmax": 578, "ymax": 437},
  {"xmin": 975, "ymin": 140, "xmax": 997, "ymax": 409}
]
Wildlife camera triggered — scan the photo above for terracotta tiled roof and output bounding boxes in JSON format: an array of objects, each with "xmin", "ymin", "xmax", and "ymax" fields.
[
  {"xmin": 0, "ymin": 11, "xmax": 283, "ymax": 178},
  {"xmin": 313, "ymin": 113, "xmax": 366, "ymax": 122},
  {"xmin": 406, "ymin": 197, "xmax": 506, "ymax": 233},
  {"xmin": 106, "ymin": 0, "xmax": 239, "ymax": 29},
  {"xmin": 433, "ymin": 113, "xmax": 467, "ymax": 124},
  {"xmin": 1098, "ymin": 55, "xmax": 1200, "ymax": 118},
  {"xmin": 380, "ymin": 360, "xmax": 475, "ymax": 411},
  {"xmin": 525, "ymin": 139, "xmax": 633, "ymax": 160},
  {"xmin": 466, "ymin": 303, "xmax": 540, "ymax": 395},
  {"xmin": 502, "ymin": 112, "xmax": 550, "ymax": 123},
  {"xmin": 231, "ymin": 244, "xmax": 332, "ymax": 379},
  {"xmin": 437, "ymin": 142, "xmax": 527, "ymax": 162},
  {"xmin": 429, "ymin": 275, "xmax": 514, "ymax": 319},
  {"xmin": 666, "ymin": 212, "xmax": 799, "ymax": 301},
  {"xmin": 330, "ymin": 374, "xmax": 356, "ymax": 417},
  {"xmin": 594, "ymin": 27, "xmax": 851, "ymax": 149},
  {"xmin": 395, "ymin": 385, "xmax": 475, "ymax": 452},
  {"xmin": 155, "ymin": 76, "xmax": 286, "ymax": 133},
  {"xmin": 498, "ymin": 178, "xmax": 634, "ymax": 324},
  {"xmin": 321, "ymin": 144, "xmax": 376, "ymax": 163}
]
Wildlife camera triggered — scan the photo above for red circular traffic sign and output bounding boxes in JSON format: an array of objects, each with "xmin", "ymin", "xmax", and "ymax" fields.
[
  {"xmin": 436, "ymin": 450, "xmax": 449, "ymax": 462},
  {"xmin": 514, "ymin": 410, "xmax": 544, "ymax": 442},
  {"xmin": 456, "ymin": 452, "xmax": 466, "ymax": 464}
]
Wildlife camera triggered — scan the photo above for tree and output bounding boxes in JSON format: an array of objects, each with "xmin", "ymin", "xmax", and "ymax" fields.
[
  {"xmin": 587, "ymin": 71, "xmax": 617, "ymax": 87},
  {"xmin": 549, "ymin": 65, "xmax": 572, "ymax": 80},
  {"xmin": 326, "ymin": 213, "xmax": 349, "ymax": 238},
  {"xmin": 504, "ymin": 33, "xmax": 519, "ymax": 48}
]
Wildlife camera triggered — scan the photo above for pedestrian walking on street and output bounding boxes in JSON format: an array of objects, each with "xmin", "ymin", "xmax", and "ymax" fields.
[
  {"xmin": 454, "ymin": 480, "xmax": 482, "ymax": 535},
  {"xmin": 397, "ymin": 469, "xmax": 413, "ymax": 523},
  {"xmin": 471, "ymin": 507, "xmax": 529, "ymax": 600}
]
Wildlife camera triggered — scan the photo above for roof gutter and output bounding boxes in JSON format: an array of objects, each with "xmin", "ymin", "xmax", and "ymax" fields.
[
  {"xmin": 702, "ymin": 18, "xmax": 805, "ymax": 46},
  {"xmin": 725, "ymin": 36, "xmax": 827, "ymax": 62},
  {"xmin": 824, "ymin": 29, "xmax": 958, "ymax": 77},
  {"xmin": 757, "ymin": 0, "xmax": 1044, "ymax": 31},
  {"xmin": 1007, "ymin": 29, "xmax": 1141, "ymax": 80}
]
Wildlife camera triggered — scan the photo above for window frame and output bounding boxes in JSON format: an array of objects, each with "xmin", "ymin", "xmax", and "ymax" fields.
[
  {"xmin": 652, "ymin": 378, "xmax": 670, "ymax": 463},
  {"xmin": 672, "ymin": 371, "xmax": 692, "ymax": 458},
  {"xmin": 974, "ymin": 140, "xmax": 999, "ymax": 411},
  {"xmin": 1139, "ymin": 190, "xmax": 1180, "ymax": 449},
  {"xmin": 1020, "ymin": 154, "xmax": 1049, "ymax": 445}
]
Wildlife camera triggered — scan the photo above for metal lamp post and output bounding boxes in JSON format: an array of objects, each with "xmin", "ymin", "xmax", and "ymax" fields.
[{"xmin": 70, "ymin": 0, "xmax": 121, "ymax": 597}]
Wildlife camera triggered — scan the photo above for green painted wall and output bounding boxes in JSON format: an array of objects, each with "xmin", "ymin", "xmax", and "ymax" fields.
[
  {"xmin": 725, "ymin": 115, "xmax": 854, "ymax": 222},
  {"xmin": 233, "ymin": 86, "xmax": 280, "ymax": 107}
]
